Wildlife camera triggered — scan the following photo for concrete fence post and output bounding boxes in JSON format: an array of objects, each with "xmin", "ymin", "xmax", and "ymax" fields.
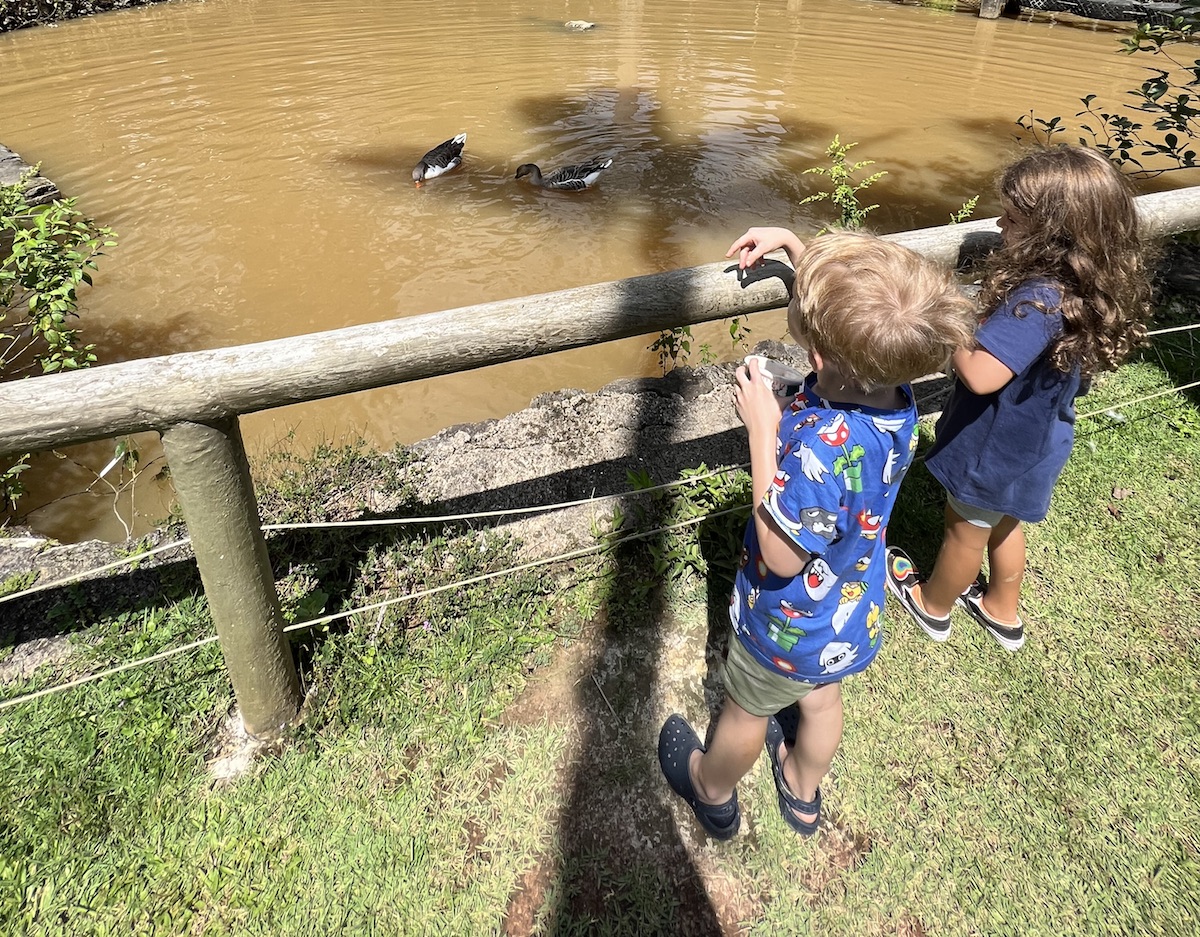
[{"xmin": 160, "ymin": 417, "xmax": 301, "ymax": 738}]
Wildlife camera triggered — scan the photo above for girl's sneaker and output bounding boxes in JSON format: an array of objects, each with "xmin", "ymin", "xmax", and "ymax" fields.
[
  {"xmin": 957, "ymin": 579, "xmax": 1025, "ymax": 651},
  {"xmin": 885, "ymin": 546, "xmax": 952, "ymax": 642}
]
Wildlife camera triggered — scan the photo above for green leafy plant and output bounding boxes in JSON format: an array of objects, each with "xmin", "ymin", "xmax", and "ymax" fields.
[
  {"xmin": 728, "ymin": 315, "xmax": 752, "ymax": 356},
  {"xmin": 1016, "ymin": 0, "xmax": 1200, "ymax": 175},
  {"xmin": 1, "ymin": 170, "xmax": 116, "ymax": 508},
  {"xmin": 621, "ymin": 463, "xmax": 752, "ymax": 584},
  {"xmin": 649, "ymin": 325, "xmax": 693, "ymax": 374},
  {"xmin": 649, "ymin": 317, "xmax": 754, "ymax": 374},
  {"xmin": 950, "ymin": 196, "xmax": 979, "ymax": 224},
  {"xmin": 801, "ymin": 136, "xmax": 887, "ymax": 230}
]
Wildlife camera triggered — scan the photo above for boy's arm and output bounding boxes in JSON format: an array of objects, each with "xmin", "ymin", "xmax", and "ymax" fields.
[
  {"xmin": 951, "ymin": 345, "xmax": 1014, "ymax": 396},
  {"xmin": 735, "ymin": 364, "xmax": 812, "ymax": 579},
  {"xmin": 726, "ymin": 227, "xmax": 806, "ymax": 270}
]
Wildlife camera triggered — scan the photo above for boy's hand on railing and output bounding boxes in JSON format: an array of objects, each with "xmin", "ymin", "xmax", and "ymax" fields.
[{"xmin": 726, "ymin": 227, "xmax": 806, "ymax": 270}]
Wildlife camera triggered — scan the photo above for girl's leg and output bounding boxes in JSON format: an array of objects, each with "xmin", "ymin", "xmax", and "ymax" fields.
[
  {"xmin": 982, "ymin": 516, "xmax": 1025, "ymax": 623},
  {"xmin": 917, "ymin": 503, "xmax": 991, "ymax": 618},
  {"xmin": 778, "ymin": 683, "xmax": 843, "ymax": 821},
  {"xmin": 692, "ymin": 697, "xmax": 768, "ymax": 805}
]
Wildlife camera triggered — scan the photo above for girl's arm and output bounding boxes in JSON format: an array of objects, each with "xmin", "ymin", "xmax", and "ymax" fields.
[
  {"xmin": 726, "ymin": 227, "xmax": 806, "ymax": 270},
  {"xmin": 951, "ymin": 344, "xmax": 1015, "ymax": 395},
  {"xmin": 734, "ymin": 363, "xmax": 812, "ymax": 579}
]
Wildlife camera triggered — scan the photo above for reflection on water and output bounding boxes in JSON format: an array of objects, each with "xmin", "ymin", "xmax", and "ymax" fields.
[{"xmin": 0, "ymin": 0, "xmax": 1183, "ymax": 540}]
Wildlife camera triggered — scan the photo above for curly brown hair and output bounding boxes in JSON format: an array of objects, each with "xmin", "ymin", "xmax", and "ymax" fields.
[{"xmin": 978, "ymin": 145, "xmax": 1152, "ymax": 378}]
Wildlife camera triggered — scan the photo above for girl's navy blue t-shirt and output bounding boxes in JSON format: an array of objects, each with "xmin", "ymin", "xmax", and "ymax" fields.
[{"xmin": 925, "ymin": 280, "xmax": 1081, "ymax": 523}]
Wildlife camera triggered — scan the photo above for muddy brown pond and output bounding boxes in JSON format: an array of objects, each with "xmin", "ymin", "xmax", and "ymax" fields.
[{"xmin": 0, "ymin": 0, "xmax": 1183, "ymax": 541}]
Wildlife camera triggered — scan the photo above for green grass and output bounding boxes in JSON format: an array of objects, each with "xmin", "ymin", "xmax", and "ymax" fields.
[{"xmin": 2, "ymin": 359, "xmax": 1199, "ymax": 935}]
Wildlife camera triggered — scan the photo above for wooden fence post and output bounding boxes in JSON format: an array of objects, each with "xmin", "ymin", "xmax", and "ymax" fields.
[{"xmin": 160, "ymin": 417, "xmax": 301, "ymax": 738}]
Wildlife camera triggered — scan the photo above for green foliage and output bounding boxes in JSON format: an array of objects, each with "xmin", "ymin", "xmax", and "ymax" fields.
[
  {"xmin": 728, "ymin": 315, "xmax": 752, "ymax": 355},
  {"xmin": 0, "ymin": 456, "xmax": 29, "ymax": 511},
  {"xmin": 623, "ymin": 463, "xmax": 752, "ymax": 586},
  {"xmin": 648, "ymin": 325, "xmax": 693, "ymax": 374},
  {"xmin": 0, "ymin": 570, "xmax": 37, "ymax": 598},
  {"xmin": 950, "ymin": 196, "xmax": 979, "ymax": 224},
  {"xmin": 1016, "ymin": 0, "xmax": 1200, "ymax": 175},
  {"xmin": 1, "ymin": 172, "xmax": 115, "ymax": 508},
  {"xmin": 252, "ymin": 438, "xmax": 418, "ymax": 526},
  {"xmin": 0, "ymin": 173, "xmax": 112, "ymax": 378},
  {"xmin": 801, "ymin": 136, "xmax": 887, "ymax": 231},
  {"xmin": 648, "ymin": 317, "xmax": 752, "ymax": 375}
]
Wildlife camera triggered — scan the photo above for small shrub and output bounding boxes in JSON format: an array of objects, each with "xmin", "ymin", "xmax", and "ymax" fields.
[{"xmin": 1, "ymin": 171, "xmax": 116, "ymax": 507}]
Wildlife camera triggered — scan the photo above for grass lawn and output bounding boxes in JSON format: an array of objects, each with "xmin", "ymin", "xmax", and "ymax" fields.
[{"xmin": 1, "ymin": 357, "xmax": 1198, "ymax": 936}]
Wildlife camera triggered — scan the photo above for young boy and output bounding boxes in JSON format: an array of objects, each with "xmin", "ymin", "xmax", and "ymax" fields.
[{"xmin": 658, "ymin": 228, "xmax": 976, "ymax": 838}]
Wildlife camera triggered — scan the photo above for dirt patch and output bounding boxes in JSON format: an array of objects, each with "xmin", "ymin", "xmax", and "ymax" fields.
[{"xmin": 499, "ymin": 596, "xmax": 766, "ymax": 935}]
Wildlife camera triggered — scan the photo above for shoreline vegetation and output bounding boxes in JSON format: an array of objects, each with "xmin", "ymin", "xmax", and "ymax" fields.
[{"xmin": 1, "ymin": 0, "xmax": 165, "ymax": 33}]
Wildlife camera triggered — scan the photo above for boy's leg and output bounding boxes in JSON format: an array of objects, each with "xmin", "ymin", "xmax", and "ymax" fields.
[
  {"xmin": 918, "ymin": 503, "xmax": 991, "ymax": 618},
  {"xmin": 776, "ymin": 683, "xmax": 842, "ymax": 822},
  {"xmin": 692, "ymin": 698, "xmax": 768, "ymax": 805},
  {"xmin": 981, "ymin": 516, "xmax": 1025, "ymax": 623}
]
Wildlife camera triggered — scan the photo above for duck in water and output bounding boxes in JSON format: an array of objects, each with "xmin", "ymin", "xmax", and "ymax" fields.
[
  {"xmin": 413, "ymin": 133, "xmax": 467, "ymax": 186},
  {"xmin": 515, "ymin": 157, "xmax": 613, "ymax": 191}
]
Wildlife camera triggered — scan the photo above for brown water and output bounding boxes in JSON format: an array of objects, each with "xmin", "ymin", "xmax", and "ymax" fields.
[{"xmin": 0, "ymin": 0, "xmax": 1171, "ymax": 540}]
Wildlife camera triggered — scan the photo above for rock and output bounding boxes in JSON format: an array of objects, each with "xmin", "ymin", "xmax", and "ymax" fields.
[{"xmin": 0, "ymin": 143, "xmax": 60, "ymax": 205}]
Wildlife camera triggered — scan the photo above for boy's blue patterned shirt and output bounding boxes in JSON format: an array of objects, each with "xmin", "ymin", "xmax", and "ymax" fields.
[{"xmin": 730, "ymin": 373, "xmax": 919, "ymax": 683}]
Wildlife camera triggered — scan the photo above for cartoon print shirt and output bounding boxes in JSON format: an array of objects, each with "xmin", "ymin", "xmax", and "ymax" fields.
[
  {"xmin": 730, "ymin": 373, "xmax": 919, "ymax": 684},
  {"xmin": 925, "ymin": 279, "xmax": 1082, "ymax": 522}
]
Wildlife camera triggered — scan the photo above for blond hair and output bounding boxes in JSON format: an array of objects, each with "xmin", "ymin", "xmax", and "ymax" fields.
[
  {"xmin": 981, "ymin": 145, "xmax": 1151, "ymax": 377},
  {"xmin": 789, "ymin": 232, "xmax": 976, "ymax": 390}
]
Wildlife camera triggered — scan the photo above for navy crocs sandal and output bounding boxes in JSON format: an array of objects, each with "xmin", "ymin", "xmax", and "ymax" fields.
[
  {"xmin": 657, "ymin": 714, "xmax": 740, "ymax": 840},
  {"xmin": 765, "ymin": 716, "xmax": 821, "ymax": 837}
]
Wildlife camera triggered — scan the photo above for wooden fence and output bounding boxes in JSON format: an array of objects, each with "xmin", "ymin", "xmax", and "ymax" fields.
[{"xmin": 4, "ymin": 189, "xmax": 1200, "ymax": 735}]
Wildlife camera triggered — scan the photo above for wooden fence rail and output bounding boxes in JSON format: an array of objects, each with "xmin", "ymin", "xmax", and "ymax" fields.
[{"xmin": 5, "ymin": 188, "xmax": 1200, "ymax": 735}]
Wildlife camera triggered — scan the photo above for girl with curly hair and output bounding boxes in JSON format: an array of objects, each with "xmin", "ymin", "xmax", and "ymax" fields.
[{"xmin": 886, "ymin": 145, "xmax": 1152, "ymax": 651}]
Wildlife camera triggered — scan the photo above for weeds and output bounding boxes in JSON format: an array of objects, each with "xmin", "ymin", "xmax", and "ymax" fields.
[{"xmin": 802, "ymin": 136, "xmax": 887, "ymax": 231}]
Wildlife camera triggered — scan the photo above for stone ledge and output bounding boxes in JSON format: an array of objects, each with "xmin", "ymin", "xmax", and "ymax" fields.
[{"xmin": 0, "ymin": 144, "xmax": 59, "ymax": 205}]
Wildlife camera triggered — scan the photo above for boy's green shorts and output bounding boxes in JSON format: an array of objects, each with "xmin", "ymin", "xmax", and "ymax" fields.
[{"xmin": 722, "ymin": 632, "xmax": 826, "ymax": 717}]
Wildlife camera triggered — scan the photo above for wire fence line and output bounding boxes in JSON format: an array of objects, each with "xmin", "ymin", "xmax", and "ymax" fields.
[
  {"xmin": 260, "ymin": 462, "xmax": 743, "ymax": 531},
  {"xmin": 1147, "ymin": 323, "xmax": 1200, "ymax": 337},
  {"xmin": 0, "ymin": 537, "xmax": 192, "ymax": 606},
  {"xmin": 0, "ymin": 505, "xmax": 750, "ymax": 712},
  {"xmin": 0, "ymin": 465, "xmax": 749, "ymax": 607},
  {"xmin": 1075, "ymin": 378, "xmax": 1200, "ymax": 421}
]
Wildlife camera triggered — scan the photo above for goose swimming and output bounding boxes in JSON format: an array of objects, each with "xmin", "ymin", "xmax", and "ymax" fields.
[
  {"xmin": 514, "ymin": 157, "xmax": 613, "ymax": 191},
  {"xmin": 413, "ymin": 133, "xmax": 467, "ymax": 185}
]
